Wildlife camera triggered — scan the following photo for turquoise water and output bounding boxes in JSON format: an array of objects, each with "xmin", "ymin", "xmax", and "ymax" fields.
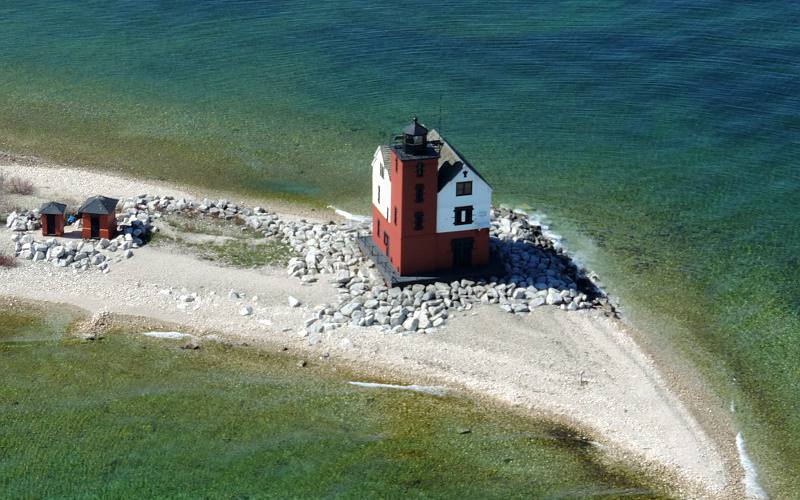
[
  {"xmin": 0, "ymin": 306, "xmax": 666, "ymax": 498},
  {"xmin": 0, "ymin": 1, "xmax": 798, "ymax": 495}
]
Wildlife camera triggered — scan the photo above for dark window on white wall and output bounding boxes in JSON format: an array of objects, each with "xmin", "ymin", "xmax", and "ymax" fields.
[
  {"xmin": 456, "ymin": 181, "xmax": 472, "ymax": 196},
  {"xmin": 377, "ymin": 186, "xmax": 380, "ymax": 203},
  {"xmin": 454, "ymin": 206, "xmax": 473, "ymax": 225},
  {"xmin": 414, "ymin": 212, "xmax": 423, "ymax": 230}
]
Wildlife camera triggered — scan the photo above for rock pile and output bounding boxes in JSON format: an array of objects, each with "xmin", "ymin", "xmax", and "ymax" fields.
[
  {"xmin": 5, "ymin": 210, "xmax": 40, "ymax": 232},
  {"xmin": 295, "ymin": 207, "xmax": 615, "ymax": 337},
  {"xmin": 10, "ymin": 232, "xmax": 135, "ymax": 273}
]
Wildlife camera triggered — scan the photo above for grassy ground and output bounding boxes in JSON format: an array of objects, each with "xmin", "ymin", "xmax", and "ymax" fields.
[{"xmin": 151, "ymin": 213, "xmax": 296, "ymax": 269}]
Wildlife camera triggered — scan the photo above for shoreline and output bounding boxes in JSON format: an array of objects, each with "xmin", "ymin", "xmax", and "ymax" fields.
[{"xmin": 0, "ymin": 156, "xmax": 744, "ymax": 498}]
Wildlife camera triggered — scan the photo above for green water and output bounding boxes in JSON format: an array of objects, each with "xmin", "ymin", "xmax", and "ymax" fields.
[
  {"xmin": 0, "ymin": 306, "xmax": 665, "ymax": 498},
  {"xmin": 1, "ymin": 1, "xmax": 799, "ymax": 495}
]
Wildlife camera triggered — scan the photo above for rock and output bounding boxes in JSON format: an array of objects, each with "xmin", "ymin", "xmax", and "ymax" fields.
[
  {"xmin": 239, "ymin": 305, "xmax": 253, "ymax": 316},
  {"xmin": 181, "ymin": 341, "xmax": 201, "ymax": 350},
  {"xmin": 339, "ymin": 301, "xmax": 361, "ymax": 317},
  {"xmin": 228, "ymin": 290, "xmax": 240, "ymax": 300},
  {"xmin": 297, "ymin": 360, "xmax": 307, "ymax": 368},
  {"xmin": 530, "ymin": 296, "xmax": 546, "ymax": 308},
  {"xmin": 457, "ymin": 427, "xmax": 472, "ymax": 434},
  {"xmin": 287, "ymin": 296, "xmax": 301, "ymax": 308},
  {"xmin": 546, "ymin": 289, "xmax": 563, "ymax": 305},
  {"xmin": 418, "ymin": 314, "xmax": 431, "ymax": 329},
  {"xmin": 33, "ymin": 251, "xmax": 46, "ymax": 262},
  {"xmin": 335, "ymin": 269, "xmax": 351, "ymax": 285},
  {"xmin": 402, "ymin": 317, "xmax": 419, "ymax": 331},
  {"xmin": 123, "ymin": 249, "xmax": 134, "ymax": 259}
]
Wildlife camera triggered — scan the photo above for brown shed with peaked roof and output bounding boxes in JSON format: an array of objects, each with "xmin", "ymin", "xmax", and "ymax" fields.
[
  {"xmin": 77, "ymin": 195, "xmax": 118, "ymax": 240},
  {"xmin": 40, "ymin": 201, "xmax": 67, "ymax": 237}
]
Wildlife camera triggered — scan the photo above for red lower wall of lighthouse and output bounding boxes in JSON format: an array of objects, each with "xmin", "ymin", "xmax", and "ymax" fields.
[{"xmin": 372, "ymin": 205, "xmax": 490, "ymax": 276}]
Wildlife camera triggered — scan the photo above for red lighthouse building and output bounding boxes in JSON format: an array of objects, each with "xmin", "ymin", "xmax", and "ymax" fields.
[{"xmin": 368, "ymin": 118, "xmax": 493, "ymax": 279}]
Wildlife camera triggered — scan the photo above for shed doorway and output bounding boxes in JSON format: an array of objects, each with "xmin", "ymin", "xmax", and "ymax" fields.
[
  {"xmin": 452, "ymin": 237, "xmax": 473, "ymax": 268},
  {"xmin": 45, "ymin": 214, "xmax": 56, "ymax": 236},
  {"xmin": 90, "ymin": 216, "xmax": 100, "ymax": 239}
]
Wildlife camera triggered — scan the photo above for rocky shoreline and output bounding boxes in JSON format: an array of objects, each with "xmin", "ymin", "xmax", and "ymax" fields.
[{"xmin": 7, "ymin": 193, "xmax": 620, "ymax": 338}]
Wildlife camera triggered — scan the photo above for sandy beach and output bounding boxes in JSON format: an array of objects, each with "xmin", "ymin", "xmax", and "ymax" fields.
[{"xmin": 0, "ymin": 159, "xmax": 745, "ymax": 498}]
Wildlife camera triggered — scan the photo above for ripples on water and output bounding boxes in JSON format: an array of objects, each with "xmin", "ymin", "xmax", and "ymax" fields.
[{"xmin": 0, "ymin": 1, "xmax": 798, "ymax": 495}]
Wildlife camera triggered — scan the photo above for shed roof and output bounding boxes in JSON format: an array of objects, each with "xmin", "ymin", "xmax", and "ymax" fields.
[
  {"xmin": 77, "ymin": 195, "xmax": 118, "ymax": 215},
  {"xmin": 39, "ymin": 201, "xmax": 67, "ymax": 215}
]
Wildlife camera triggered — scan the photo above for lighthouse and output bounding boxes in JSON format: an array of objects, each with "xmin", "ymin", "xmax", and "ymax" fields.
[{"xmin": 368, "ymin": 117, "xmax": 493, "ymax": 280}]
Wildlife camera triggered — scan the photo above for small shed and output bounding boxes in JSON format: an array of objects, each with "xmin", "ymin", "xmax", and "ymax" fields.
[
  {"xmin": 77, "ymin": 195, "xmax": 119, "ymax": 240},
  {"xmin": 39, "ymin": 201, "xmax": 67, "ymax": 237}
]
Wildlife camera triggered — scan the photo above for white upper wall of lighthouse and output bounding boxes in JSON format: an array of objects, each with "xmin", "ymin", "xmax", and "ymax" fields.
[
  {"xmin": 371, "ymin": 146, "xmax": 391, "ymax": 222},
  {"xmin": 436, "ymin": 165, "xmax": 492, "ymax": 233}
]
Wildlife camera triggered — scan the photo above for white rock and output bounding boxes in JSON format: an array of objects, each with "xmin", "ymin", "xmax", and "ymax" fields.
[
  {"xmin": 239, "ymin": 305, "xmax": 253, "ymax": 316},
  {"xmin": 287, "ymin": 296, "xmax": 301, "ymax": 308}
]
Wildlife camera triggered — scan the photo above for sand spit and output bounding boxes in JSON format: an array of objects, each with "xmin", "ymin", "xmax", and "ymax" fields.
[{"xmin": 0, "ymin": 160, "xmax": 745, "ymax": 498}]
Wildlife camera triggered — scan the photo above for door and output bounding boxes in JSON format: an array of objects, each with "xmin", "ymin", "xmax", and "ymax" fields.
[
  {"xmin": 90, "ymin": 216, "xmax": 100, "ymax": 239},
  {"xmin": 46, "ymin": 214, "xmax": 56, "ymax": 235},
  {"xmin": 383, "ymin": 231, "xmax": 390, "ymax": 258},
  {"xmin": 452, "ymin": 237, "xmax": 473, "ymax": 268}
]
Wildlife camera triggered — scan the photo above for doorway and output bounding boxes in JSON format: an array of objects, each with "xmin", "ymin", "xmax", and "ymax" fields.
[
  {"xmin": 46, "ymin": 214, "xmax": 56, "ymax": 235},
  {"xmin": 452, "ymin": 237, "xmax": 473, "ymax": 268},
  {"xmin": 90, "ymin": 216, "xmax": 100, "ymax": 239}
]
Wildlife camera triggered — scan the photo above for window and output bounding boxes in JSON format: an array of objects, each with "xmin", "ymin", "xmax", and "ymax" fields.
[
  {"xmin": 454, "ymin": 206, "xmax": 473, "ymax": 226},
  {"xmin": 414, "ymin": 212, "xmax": 424, "ymax": 230},
  {"xmin": 380, "ymin": 166, "xmax": 384, "ymax": 179},
  {"xmin": 383, "ymin": 232, "xmax": 389, "ymax": 246},
  {"xmin": 415, "ymin": 184, "xmax": 424, "ymax": 203},
  {"xmin": 456, "ymin": 181, "xmax": 472, "ymax": 196},
  {"xmin": 377, "ymin": 185, "xmax": 380, "ymax": 203},
  {"xmin": 394, "ymin": 207, "xmax": 397, "ymax": 224},
  {"xmin": 376, "ymin": 218, "xmax": 380, "ymax": 235},
  {"xmin": 416, "ymin": 163, "xmax": 424, "ymax": 177}
]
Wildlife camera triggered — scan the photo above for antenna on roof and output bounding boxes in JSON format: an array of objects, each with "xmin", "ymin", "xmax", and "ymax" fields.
[{"xmin": 437, "ymin": 93, "xmax": 443, "ymax": 132}]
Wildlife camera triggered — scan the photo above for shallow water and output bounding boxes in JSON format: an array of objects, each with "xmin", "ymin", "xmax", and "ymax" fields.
[
  {"xmin": 0, "ymin": 307, "xmax": 665, "ymax": 498},
  {"xmin": 0, "ymin": 1, "xmax": 798, "ymax": 494}
]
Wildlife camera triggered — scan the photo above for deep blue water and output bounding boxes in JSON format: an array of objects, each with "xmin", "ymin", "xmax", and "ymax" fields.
[{"xmin": 0, "ymin": 1, "xmax": 798, "ymax": 495}]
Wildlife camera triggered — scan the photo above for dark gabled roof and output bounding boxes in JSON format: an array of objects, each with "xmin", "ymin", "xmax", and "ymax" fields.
[
  {"xmin": 77, "ymin": 195, "xmax": 118, "ymax": 215},
  {"xmin": 428, "ymin": 129, "xmax": 490, "ymax": 192},
  {"xmin": 380, "ymin": 144, "xmax": 391, "ymax": 166},
  {"xmin": 39, "ymin": 201, "xmax": 67, "ymax": 215},
  {"xmin": 379, "ymin": 145, "xmax": 392, "ymax": 179},
  {"xmin": 403, "ymin": 117, "xmax": 428, "ymax": 136},
  {"xmin": 437, "ymin": 161, "xmax": 464, "ymax": 191}
]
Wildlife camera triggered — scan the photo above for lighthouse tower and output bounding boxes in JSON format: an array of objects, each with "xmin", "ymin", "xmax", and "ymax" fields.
[{"xmin": 370, "ymin": 117, "xmax": 492, "ymax": 278}]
